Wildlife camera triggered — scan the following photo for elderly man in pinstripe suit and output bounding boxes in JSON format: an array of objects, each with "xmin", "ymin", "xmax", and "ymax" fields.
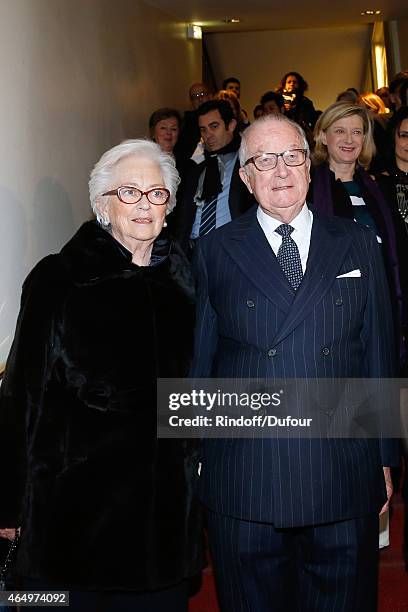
[{"xmin": 191, "ymin": 114, "xmax": 398, "ymax": 611}]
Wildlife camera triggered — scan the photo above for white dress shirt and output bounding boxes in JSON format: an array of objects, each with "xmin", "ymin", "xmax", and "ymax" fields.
[{"xmin": 256, "ymin": 204, "xmax": 313, "ymax": 273}]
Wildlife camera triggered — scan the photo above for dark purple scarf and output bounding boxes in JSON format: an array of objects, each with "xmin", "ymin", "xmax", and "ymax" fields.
[{"xmin": 311, "ymin": 162, "xmax": 400, "ymax": 293}]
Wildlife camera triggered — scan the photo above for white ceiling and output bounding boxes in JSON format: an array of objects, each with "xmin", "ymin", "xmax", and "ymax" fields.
[{"xmin": 146, "ymin": 0, "xmax": 408, "ymax": 33}]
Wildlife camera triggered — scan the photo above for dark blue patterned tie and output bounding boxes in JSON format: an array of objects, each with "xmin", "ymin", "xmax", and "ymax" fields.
[
  {"xmin": 199, "ymin": 198, "xmax": 217, "ymax": 237},
  {"xmin": 275, "ymin": 224, "xmax": 303, "ymax": 290}
]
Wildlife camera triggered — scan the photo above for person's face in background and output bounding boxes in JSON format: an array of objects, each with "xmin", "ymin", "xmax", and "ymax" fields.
[
  {"xmin": 285, "ymin": 75, "xmax": 299, "ymax": 93},
  {"xmin": 189, "ymin": 83, "xmax": 211, "ymax": 110},
  {"xmin": 263, "ymin": 100, "xmax": 282, "ymax": 115},
  {"xmin": 395, "ymin": 119, "xmax": 408, "ymax": 171},
  {"xmin": 376, "ymin": 87, "xmax": 391, "ymax": 110},
  {"xmin": 321, "ymin": 114, "xmax": 365, "ymax": 169},
  {"xmin": 390, "ymin": 88, "xmax": 404, "ymax": 111},
  {"xmin": 153, "ymin": 117, "xmax": 179, "ymax": 153},
  {"xmin": 199, "ymin": 109, "xmax": 236, "ymax": 152},
  {"xmin": 215, "ymin": 91, "xmax": 240, "ymax": 120},
  {"xmin": 225, "ymin": 81, "xmax": 241, "ymax": 99},
  {"xmin": 254, "ymin": 106, "xmax": 264, "ymax": 120}
]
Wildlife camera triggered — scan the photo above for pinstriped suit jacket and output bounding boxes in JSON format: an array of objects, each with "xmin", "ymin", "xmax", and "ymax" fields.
[{"xmin": 191, "ymin": 206, "xmax": 398, "ymax": 527}]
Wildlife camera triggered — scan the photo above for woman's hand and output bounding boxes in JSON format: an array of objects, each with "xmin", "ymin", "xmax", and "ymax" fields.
[
  {"xmin": 0, "ymin": 528, "xmax": 18, "ymax": 541},
  {"xmin": 379, "ymin": 467, "xmax": 393, "ymax": 515}
]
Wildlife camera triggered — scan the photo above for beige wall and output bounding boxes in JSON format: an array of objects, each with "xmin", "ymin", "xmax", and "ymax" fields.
[
  {"xmin": 397, "ymin": 19, "xmax": 408, "ymax": 70},
  {"xmin": 0, "ymin": 0, "xmax": 201, "ymax": 365},
  {"xmin": 205, "ymin": 25, "xmax": 371, "ymax": 118}
]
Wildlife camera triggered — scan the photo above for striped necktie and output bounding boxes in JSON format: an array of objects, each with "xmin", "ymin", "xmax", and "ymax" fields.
[{"xmin": 199, "ymin": 197, "xmax": 217, "ymax": 237}]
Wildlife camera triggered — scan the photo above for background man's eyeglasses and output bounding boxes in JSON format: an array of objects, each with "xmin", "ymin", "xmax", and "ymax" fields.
[
  {"xmin": 102, "ymin": 186, "xmax": 170, "ymax": 206},
  {"xmin": 245, "ymin": 149, "xmax": 308, "ymax": 171},
  {"xmin": 190, "ymin": 91, "xmax": 208, "ymax": 99}
]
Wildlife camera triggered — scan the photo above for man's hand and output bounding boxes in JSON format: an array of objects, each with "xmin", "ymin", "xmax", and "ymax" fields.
[
  {"xmin": 0, "ymin": 528, "xmax": 17, "ymax": 541},
  {"xmin": 379, "ymin": 467, "xmax": 393, "ymax": 515}
]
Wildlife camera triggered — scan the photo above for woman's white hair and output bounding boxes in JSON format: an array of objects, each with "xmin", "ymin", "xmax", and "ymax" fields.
[
  {"xmin": 239, "ymin": 114, "xmax": 310, "ymax": 170},
  {"xmin": 89, "ymin": 139, "xmax": 180, "ymax": 224}
]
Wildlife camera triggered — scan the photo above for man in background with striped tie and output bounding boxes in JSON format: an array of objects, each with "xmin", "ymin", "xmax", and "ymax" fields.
[
  {"xmin": 191, "ymin": 113, "xmax": 398, "ymax": 611},
  {"xmin": 170, "ymin": 99, "xmax": 255, "ymax": 256}
]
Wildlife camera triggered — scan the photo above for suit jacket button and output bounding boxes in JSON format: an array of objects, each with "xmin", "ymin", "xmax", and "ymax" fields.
[
  {"xmin": 335, "ymin": 297, "xmax": 343, "ymax": 306},
  {"xmin": 268, "ymin": 348, "xmax": 277, "ymax": 357},
  {"xmin": 246, "ymin": 299, "xmax": 255, "ymax": 308},
  {"xmin": 322, "ymin": 347, "xmax": 330, "ymax": 356}
]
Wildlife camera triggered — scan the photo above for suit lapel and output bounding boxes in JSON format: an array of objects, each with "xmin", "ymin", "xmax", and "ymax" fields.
[
  {"xmin": 221, "ymin": 209, "xmax": 295, "ymax": 314},
  {"xmin": 271, "ymin": 213, "xmax": 352, "ymax": 346},
  {"xmin": 221, "ymin": 210, "xmax": 353, "ymax": 337}
]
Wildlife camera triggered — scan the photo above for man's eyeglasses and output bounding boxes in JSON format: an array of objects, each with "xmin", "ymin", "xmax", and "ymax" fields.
[
  {"xmin": 190, "ymin": 91, "xmax": 209, "ymax": 99},
  {"xmin": 244, "ymin": 149, "xmax": 308, "ymax": 171},
  {"xmin": 102, "ymin": 186, "xmax": 170, "ymax": 206}
]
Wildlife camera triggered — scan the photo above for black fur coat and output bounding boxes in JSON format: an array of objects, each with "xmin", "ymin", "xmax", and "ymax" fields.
[{"xmin": 0, "ymin": 221, "xmax": 203, "ymax": 590}]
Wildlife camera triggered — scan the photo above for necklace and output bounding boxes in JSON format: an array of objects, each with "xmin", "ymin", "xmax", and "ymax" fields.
[
  {"xmin": 398, "ymin": 200, "xmax": 408, "ymax": 222},
  {"xmin": 396, "ymin": 184, "xmax": 408, "ymax": 223}
]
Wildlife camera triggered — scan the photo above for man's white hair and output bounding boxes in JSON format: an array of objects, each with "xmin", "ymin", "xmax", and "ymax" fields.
[
  {"xmin": 239, "ymin": 114, "xmax": 310, "ymax": 171},
  {"xmin": 89, "ymin": 139, "xmax": 180, "ymax": 224}
]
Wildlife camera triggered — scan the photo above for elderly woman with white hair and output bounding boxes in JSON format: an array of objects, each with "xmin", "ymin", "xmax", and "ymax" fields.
[{"xmin": 0, "ymin": 139, "xmax": 203, "ymax": 611}]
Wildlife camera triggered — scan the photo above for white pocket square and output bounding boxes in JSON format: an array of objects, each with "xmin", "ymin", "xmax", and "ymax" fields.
[{"xmin": 336, "ymin": 269, "xmax": 361, "ymax": 278}]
